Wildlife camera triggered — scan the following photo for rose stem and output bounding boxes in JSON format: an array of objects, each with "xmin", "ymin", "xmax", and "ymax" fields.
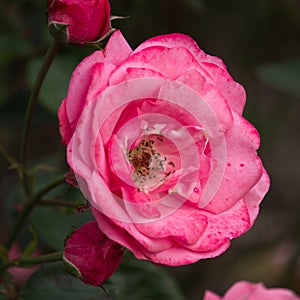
[
  {"xmin": 1, "ymin": 252, "xmax": 63, "ymax": 272},
  {"xmin": 20, "ymin": 38, "xmax": 62, "ymax": 197},
  {"xmin": 5, "ymin": 175, "xmax": 66, "ymax": 250}
]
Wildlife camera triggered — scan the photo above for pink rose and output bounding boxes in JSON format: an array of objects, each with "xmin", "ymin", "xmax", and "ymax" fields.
[
  {"xmin": 59, "ymin": 30, "xmax": 270, "ymax": 266},
  {"xmin": 47, "ymin": 0, "xmax": 110, "ymax": 44},
  {"xmin": 63, "ymin": 221, "xmax": 124, "ymax": 286},
  {"xmin": 203, "ymin": 281, "xmax": 300, "ymax": 300}
]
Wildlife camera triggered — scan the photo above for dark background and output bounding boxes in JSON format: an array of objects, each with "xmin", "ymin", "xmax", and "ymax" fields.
[{"xmin": 1, "ymin": 0, "xmax": 300, "ymax": 299}]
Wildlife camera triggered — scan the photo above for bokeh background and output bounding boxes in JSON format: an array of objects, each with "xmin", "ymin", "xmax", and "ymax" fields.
[{"xmin": 1, "ymin": 0, "xmax": 300, "ymax": 299}]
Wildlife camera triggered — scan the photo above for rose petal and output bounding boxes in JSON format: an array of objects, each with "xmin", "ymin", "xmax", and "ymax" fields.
[
  {"xmin": 133, "ymin": 33, "xmax": 226, "ymax": 69},
  {"xmin": 136, "ymin": 207, "xmax": 208, "ymax": 245},
  {"xmin": 63, "ymin": 30, "xmax": 132, "ymax": 137},
  {"xmin": 201, "ymin": 62, "xmax": 246, "ymax": 115},
  {"xmin": 222, "ymin": 281, "xmax": 300, "ymax": 300},
  {"xmin": 92, "ymin": 198, "xmax": 250, "ymax": 265},
  {"xmin": 203, "ymin": 291, "xmax": 222, "ymax": 300},
  {"xmin": 203, "ymin": 112, "xmax": 263, "ymax": 213},
  {"xmin": 85, "ymin": 62, "xmax": 116, "ymax": 104},
  {"xmin": 93, "ymin": 208, "xmax": 173, "ymax": 254},
  {"xmin": 58, "ymin": 98, "xmax": 72, "ymax": 144},
  {"xmin": 131, "ymin": 33, "xmax": 245, "ymax": 114},
  {"xmin": 109, "ymin": 46, "xmax": 204, "ymax": 84},
  {"xmin": 193, "ymin": 199, "xmax": 250, "ymax": 252},
  {"xmin": 243, "ymin": 168, "xmax": 270, "ymax": 224},
  {"xmin": 177, "ymin": 69, "xmax": 233, "ymax": 133}
]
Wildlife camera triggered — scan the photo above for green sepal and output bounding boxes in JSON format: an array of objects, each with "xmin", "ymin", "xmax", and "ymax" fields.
[
  {"xmin": 62, "ymin": 255, "xmax": 82, "ymax": 280},
  {"xmin": 48, "ymin": 22, "xmax": 69, "ymax": 43},
  {"xmin": 63, "ymin": 226, "xmax": 77, "ymax": 247}
]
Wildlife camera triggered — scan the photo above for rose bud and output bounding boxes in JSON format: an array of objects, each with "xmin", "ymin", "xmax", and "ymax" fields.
[
  {"xmin": 47, "ymin": 0, "xmax": 111, "ymax": 44},
  {"xmin": 63, "ymin": 221, "xmax": 124, "ymax": 286},
  {"xmin": 204, "ymin": 281, "xmax": 300, "ymax": 300}
]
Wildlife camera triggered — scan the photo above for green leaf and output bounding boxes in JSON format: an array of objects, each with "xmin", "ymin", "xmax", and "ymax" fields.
[
  {"xmin": 20, "ymin": 262, "xmax": 108, "ymax": 300},
  {"xmin": 29, "ymin": 206, "xmax": 93, "ymax": 251},
  {"xmin": 27, "ymin": 55, "xmax": 78, "ymax": 114},
  {"xmin": 110, "ymin": 253, "xmax": 185, "ymax": 300},
  {"xmin": 256, "ymin": 59, "xmax": 300, "ymax": 97}
]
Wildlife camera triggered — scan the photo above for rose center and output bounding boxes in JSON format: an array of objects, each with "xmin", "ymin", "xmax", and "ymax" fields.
[{"xmin": 127, "ymin": 136, "xmax": 174, "ymax": 191}]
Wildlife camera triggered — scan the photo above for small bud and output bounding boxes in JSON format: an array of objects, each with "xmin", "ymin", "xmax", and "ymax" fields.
[
  {"xmin": 63, "ymin": 221, "xmax": 124, "ymax": 286},
  {"xmin": 47, "ymin": 0, "xmax": 111, "ymax": 45}
]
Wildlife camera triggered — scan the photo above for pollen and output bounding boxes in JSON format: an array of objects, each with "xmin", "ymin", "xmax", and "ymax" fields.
[{"xmin": 127, "ymin": 137, "xmax": 175, "ymax": 190}]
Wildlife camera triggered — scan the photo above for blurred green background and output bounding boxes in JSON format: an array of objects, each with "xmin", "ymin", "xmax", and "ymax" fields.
[{"xmin": 0, "ymin": 0, "xmax": 300, "ymax": 299}]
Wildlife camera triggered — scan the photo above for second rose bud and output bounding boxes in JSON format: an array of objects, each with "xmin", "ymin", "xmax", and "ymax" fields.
[
  {"xmin": 47, "ymin": 0, "xmax": 111, "ymax": 44},
  {"xmin": 63, "ymin": 221, "xmax": 124, "ymax": 286}
]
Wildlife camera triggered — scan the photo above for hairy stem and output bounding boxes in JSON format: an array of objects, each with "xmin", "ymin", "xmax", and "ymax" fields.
[
  {"xmin": 20, "ymin": 39, "xmax": 62, "ymax": 196},
  {"xmin": 15, "ymin": 252, "xmax": 63, "ymax": 267},
  {"xmin": 1, "ymin": 252, "xmax": 63, "ymax": 273}
]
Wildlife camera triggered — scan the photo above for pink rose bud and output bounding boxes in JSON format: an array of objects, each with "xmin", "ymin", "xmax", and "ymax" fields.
[
  {"xmin": 203, "ymin": 281, "xmax": 300, "ymax": 300},
  {"xmin": 63, "ymin": 221, "xmax": 124, "ymax": 286},
  {"xmin": 47, "ymin": 0, "xmax": 111, "ymax": 44}
]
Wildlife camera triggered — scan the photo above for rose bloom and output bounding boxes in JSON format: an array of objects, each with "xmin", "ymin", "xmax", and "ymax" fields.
[
  {"xmin": 63, "ymin": 221, "xmax": 124, "ymax": 286},
  {"xmin": 203, "ymin": 281, "xmax": 300, "ymax": 300},
  {"xmin": 59, "ymin": 30, "xmax": 270, "ymax": 266},
  {"xmin": 47, "ymin": 0, "xmax": 110, "ymax": 44}
]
